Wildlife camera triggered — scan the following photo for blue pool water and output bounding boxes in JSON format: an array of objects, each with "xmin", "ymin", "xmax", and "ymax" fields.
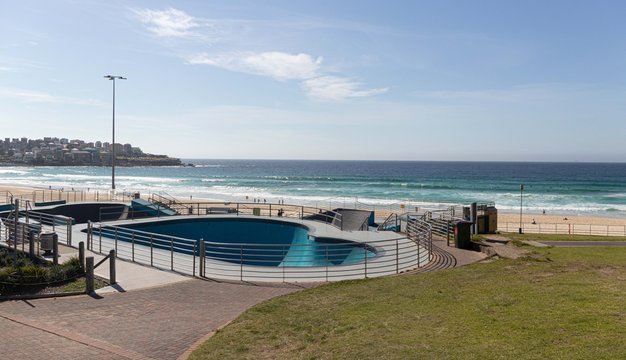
[{"xmin": 109, "ymin": 217, "xmax": 377, "ymax": 267}]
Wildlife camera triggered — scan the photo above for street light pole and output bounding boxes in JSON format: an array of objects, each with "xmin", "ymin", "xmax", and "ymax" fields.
[
  {"xmin": 519, "ymin": 184, "xmax": 524, "ymax": 234},
  {"xmin": 104, "ymin": 75, "xmax": 126, "ymax": 190}
]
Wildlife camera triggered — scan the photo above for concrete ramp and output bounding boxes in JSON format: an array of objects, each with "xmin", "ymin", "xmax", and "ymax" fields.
[
  {"xmin": 132, "ymin": 198, "xmax": 177, "ymax": 217},
  {"xmin": 303, "ymin": 208, "xmax": 373, "ymax": 231}
]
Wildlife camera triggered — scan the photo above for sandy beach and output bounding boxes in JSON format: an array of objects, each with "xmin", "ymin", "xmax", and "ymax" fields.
[{"xmin": 498, "ymin": 212, "xmax": 626, "ymax": 226}]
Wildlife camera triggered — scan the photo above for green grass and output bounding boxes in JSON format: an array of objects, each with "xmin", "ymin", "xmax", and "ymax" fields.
[
  {"xmin": 503, "ymin": 233, "xmax": 626, "ymax": 242},
  {"xmin": 191, "ymin": 247, "xmax": 626, "ymax": 360},
  {"xmin": 61, "ymin": 278, "xmax": 86, "ymax": 293}
]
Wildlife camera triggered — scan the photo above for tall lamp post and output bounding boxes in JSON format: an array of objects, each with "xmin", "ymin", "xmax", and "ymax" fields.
[
  {"xmin": 104, "ymin": 75, "xmax": 126, "ymax": 190},
  {"xmin": 519, "ymin": 184, "xmax": 524, "ymax": 234}
]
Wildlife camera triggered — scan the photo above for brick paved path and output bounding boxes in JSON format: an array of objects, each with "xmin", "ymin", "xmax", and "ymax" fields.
[{"xmin": 0, "ymin": 279, "xmax": 301, "ymax": 360}]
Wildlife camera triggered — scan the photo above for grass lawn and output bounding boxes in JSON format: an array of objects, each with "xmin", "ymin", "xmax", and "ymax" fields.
[
  {"xmin": 502, "ymin": 233, "xmax": 626, "ymax": 242},
  {"xmin": 191, "ymin": 246, "xmax": 626, "ymax": 359}
]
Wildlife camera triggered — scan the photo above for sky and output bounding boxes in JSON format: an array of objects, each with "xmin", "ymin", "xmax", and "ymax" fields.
[{"xmin": 1, "ymin": 0, "xmax": 626, "ymax": 161}]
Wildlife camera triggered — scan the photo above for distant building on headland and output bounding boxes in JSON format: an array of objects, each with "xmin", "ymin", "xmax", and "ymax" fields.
[{"xmin": 0, "ymin": 137, "xmax": 182, "ymax": 166}]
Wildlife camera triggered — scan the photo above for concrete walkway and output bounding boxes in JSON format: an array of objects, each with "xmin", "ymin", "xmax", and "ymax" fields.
[
  {"xmin": 0, "ymin": 279, "xmax": 302, "ymax": 360},
  {"xmin": 431, "ymin": 237, "xmax": 488, "ymax": 266},
  {"xmin": 56, "ymin": 244, "xmax": 189, "ymax": 294}
]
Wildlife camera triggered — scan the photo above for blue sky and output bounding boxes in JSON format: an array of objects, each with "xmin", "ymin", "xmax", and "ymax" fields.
[{"xmin": 1, "ymin": 0, "xmax": 625, "ymax": 161}]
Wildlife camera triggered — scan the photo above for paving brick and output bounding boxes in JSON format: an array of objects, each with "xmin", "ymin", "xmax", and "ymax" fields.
[{"xmin": 0, "ymin": 279, "xmax": 300, "ymax": 360}]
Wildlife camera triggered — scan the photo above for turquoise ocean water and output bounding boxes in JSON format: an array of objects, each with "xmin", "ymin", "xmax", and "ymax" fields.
[{"xmin": 1, "ymin": 160, "xmax": 625, "ymax": 217}]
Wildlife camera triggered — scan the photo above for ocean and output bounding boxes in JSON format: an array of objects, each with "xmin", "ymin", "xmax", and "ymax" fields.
[{"xmin": 1, "ymin": 160, "xmax": 625, "ymax": 217}]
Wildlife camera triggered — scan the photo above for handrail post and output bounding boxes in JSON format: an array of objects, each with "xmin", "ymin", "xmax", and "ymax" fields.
[
  {"xmin": 85, "ymin": 256, "xmax": 94, "ymax": 294},
  {"xmin": 109, "ymin": 249, "xmax": 116, "ymax": 284},
  {"xmin": 417, "ymin": 230, "xmax": 421, "ymax": 267},
  {"xmin": 87, "ymin": 221, "xmax": 92, "ymax": 250},
  {"xmin": 170, "ymin": 236, "xmax": 174, "ymax": 271},
  {"xmin": 131, "ymin": 232, "xmax": 135, "ymax": 261},
  {"xmin": 150, "ymin": 234, "xmax": 154, "ymax": 266},
  {"xmin": 325, "ymin": 246, "xmax": 329, "ymax": 282},
  {"xmin": 79, "ymin": 241, "xmax": 85, "ymax": 269},
  {"xmin": 28, "ymin": 230, "xmax": 35, "ymax": 258},
  {"xmin": 199, "ymin": 239, "xmax": 205, "ymax": 277},
  {"xmin": 192, "ymin": 242, "xmax": 196, "ymax": 277},
  {"xmin": 13, "ymin": 199, "xmax": 19, "ymax": 254},
  {"xmin": 52, "ymin": 234, "xmax": 59, "ymax": 265},
  {"xmin": 364, "ymin": 245, "xmax": 368, "ymax": 278},
  {"xmin": 396, "ymin": 239, "xmax": 399, "ymax": 274},
  {"xmin": 240, "ymin": 246, "xmax": 243, "ymax": 281}
]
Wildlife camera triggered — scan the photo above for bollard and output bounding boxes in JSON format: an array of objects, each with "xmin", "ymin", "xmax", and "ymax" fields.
[
  {"xmin": 86, "ymin": 256, "xmax": 94, "ymax": 294},
  {"xmin": 79, "ymin": 242, "xmax": 85, "ymax": 269},
  {"xmin": 109, "ymin": 249, "xmax": 116, "ymax": 284},
  {"xmin": 29, "ymin": 231, "xmax": 35, "ymax": 258},
  {"xmin": 52, "ymin": 233, "xmax": 59, "ymax": 266}
]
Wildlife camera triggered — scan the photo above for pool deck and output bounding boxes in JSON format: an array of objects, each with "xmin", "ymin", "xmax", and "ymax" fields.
[
  {"xmin": 0, "ymin": 220, "xmax": 486, "ymax": 359},
  {"xmin": 78, "ymin": 215, "xmax": 427, "ymax": 283}
]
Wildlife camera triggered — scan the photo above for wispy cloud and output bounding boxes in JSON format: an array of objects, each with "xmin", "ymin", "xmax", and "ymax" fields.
[
  {"xmin": 188, "ymin": 52, "xmax": 322, "ymax": 81},
  {"xmin": 132, "ymin": 8, "xmax": 200, "ymax": 38},
  {"xmin": 303, "ymin": 76, "xmax": 388, "ymax": 100},
  {"xmin": 188, "ymin": 51, "xmax": 386, "ymax": 100},
  {"xmin": 134, "ymin": 7, "xmax": 387, "ymax": 101},
  {"xmin": 0, "ymin": 87, "xmax": 101, "ymax": 105}
]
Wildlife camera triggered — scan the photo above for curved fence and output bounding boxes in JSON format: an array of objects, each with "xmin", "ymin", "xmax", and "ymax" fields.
[
  {"xmin": 86, "ymin": 217, "xmax": 433, "ymax": 282},
  {"xmin": 99, "ymin": 200, "xmax": 345, "ymax": 230},
  {"xmin": 406, "ymin": 217, "xmax": 433, "ymax": 263}
]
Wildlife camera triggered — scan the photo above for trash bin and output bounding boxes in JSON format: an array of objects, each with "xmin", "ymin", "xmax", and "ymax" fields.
[
  {"xmin": 134, "ymin": 192, "xmax": 141, "ymax": 199},
  {"xmin": 454, "ymin": 221, "xmax": 473, "ymax": 250},
  {"xmin": 40, "ymin": 231, "xmax": 58, "ymax": 255}
]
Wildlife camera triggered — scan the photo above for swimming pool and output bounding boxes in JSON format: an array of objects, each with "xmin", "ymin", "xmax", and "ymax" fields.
[{"xmin": 97, "ymin": 217, "xmax": 377, "ymax": 267}]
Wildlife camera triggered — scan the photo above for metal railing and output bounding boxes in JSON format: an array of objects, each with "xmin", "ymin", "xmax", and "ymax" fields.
[
  {"xmin": 500, "ymin": 222, "xmax": 626, "ymax": 237},
  {"xmin": 0, "ymin": 218, "xmax": 42, "ymax": 256},
  {"xmin": 98, "ymin": 200, "xmax": 345, "ymax": 230},
  {"xmin": 378, "ymin": 213, "xmax": 400, "ymax": 231},
  {"xmin": 86, "ymin": 222, "xmax": 198, "ymax": 276},
  {"xmin": 1, "ymin": 191, "xmax": 14, "ymax": 204},
  {"xmin": 420, "ymin": 207, "xmax": 464, "ymax": 239},
  {"xmin": 1, "ymin": 188, "xmax": 139, "ymax": 206},
  {"xmin": 406, "ymin": 217, "xmax": 433, "ymax": 263},
  {"xmin": 1, "ymin": 207, "xmax": 73, "ymax": 247},
  {"xmin": 87, "ymin": 218, "xmax": 432, "ymax": 282}
]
